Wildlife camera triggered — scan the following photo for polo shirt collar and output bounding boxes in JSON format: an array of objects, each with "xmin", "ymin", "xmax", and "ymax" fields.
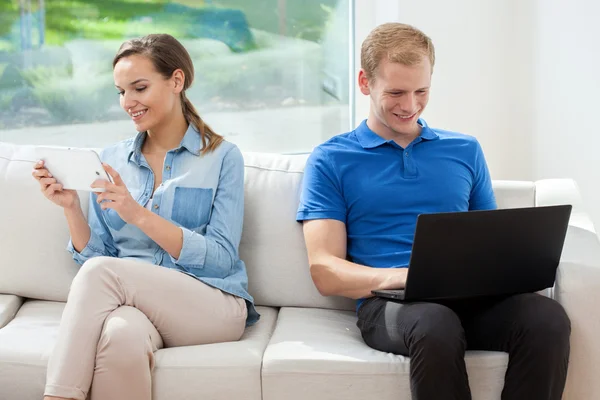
[
  {"xmin": 417, "ymin": 118, "xmax": 439, "ymax": 141},
  {"xmin": 127, "ymin": 124, "xmax": 202, "ymax": 165},
  {"xmin": 355, "ymin": 118, "xmax": 439, "ymax": 149}
]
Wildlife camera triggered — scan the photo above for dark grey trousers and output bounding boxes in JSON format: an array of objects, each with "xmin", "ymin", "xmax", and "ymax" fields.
[{"xmin": 357, "ymin": 293, "xmax": 571, "ymax": 400}]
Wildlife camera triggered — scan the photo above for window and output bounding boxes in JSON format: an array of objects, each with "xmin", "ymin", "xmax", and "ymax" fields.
[{"xmin": 0, "ymin": 0, "xmax": 353, "ymax": 153}]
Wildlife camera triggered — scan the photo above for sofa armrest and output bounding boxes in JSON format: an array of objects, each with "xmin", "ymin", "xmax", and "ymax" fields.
[
  {"xmin": 535, "ymin": 178, "xmax": 596, "ymax": 233},
  {"xmin": 555, "ymin": 223, "xmax": 600, "ymax": 400},
  {"xmin": 0, "ymin": 294, "xmax": 23, "ymax": 329}
]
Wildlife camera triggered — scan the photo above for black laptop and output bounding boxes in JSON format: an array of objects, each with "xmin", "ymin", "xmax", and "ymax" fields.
[{"xmin": 372, "ymin": 205, "xmax": 572, "ymax": 302}]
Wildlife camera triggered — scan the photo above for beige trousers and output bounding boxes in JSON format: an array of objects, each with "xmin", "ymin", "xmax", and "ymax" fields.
[{"xmin": 45, "ymin": 256, "xmax": 247, "ymax": 400}]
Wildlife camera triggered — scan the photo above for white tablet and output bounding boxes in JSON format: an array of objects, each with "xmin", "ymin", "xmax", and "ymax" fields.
[{"xmin": 34, "ymin": 146, "xmax": 112, "ymax": 192}]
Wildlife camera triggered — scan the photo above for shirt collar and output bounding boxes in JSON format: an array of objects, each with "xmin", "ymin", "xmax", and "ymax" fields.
[
  {"xmin": 179, "ymin": 124, "xmax": 203, "ymax": 154},
  {"xmin": 127, "ymin": 124, "xmax": 202, "ymax": 165},
  {"xmin": 355, "ymin": 118, "xmax": 439, "ymax": 149}
]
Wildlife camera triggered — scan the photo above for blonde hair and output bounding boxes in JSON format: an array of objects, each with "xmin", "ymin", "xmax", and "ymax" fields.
[
  {"xmin": 113, "ymin": 34, "xmax": 223, "ymax": 154},
  {"xmin": 361, "ymin": 23, "xmax": 435, "ymax": 80}
]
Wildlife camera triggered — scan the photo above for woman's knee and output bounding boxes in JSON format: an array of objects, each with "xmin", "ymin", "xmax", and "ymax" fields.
[
  {"xmin": 72, "ymin": 256, "xmax": 117, "ymax": 289},
  {"xmin": 80, "ymin": 256, "xmax": 116, "ymax": 276},
  {"xmin": 96, "ymin": 307, "xmax": 157, "ymax": 371}
]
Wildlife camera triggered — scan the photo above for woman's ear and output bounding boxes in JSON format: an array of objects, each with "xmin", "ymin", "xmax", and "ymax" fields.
[{"xmin": 171, "ymin": 69, "xmax": 185, "ymax": 94}]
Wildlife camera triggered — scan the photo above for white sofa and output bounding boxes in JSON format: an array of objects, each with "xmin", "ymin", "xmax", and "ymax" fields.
[{"xmin": 1, "ymin": 143, "xmax": 599, "ymax": 400}]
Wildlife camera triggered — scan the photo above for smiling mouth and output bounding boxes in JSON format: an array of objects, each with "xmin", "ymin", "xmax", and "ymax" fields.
[
  {"xmin": 393, "ymin": 112, "xmax": 417, "ymax": 120},
  {"xmin": 129, "ymin": 109, "xmax": 148, "ymax": 120}
]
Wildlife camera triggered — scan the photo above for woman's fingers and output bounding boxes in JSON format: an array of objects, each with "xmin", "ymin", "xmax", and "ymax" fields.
[
  {"xmin": 32, "ymin": 168, "xmax": 52, "ymax": 180},
  {"xmin": 96, "ymin": 191, "xmax": 120, "ymax": 204},
  {"xmin": 32, "ymin": 159, "xmax": 52, "ymax": 181},
  {"xmin": 33, "ymin": 160, "xmax": 51, "ymax": 174},
  {"xmin": 102, "ymin": 163, "xmax": 124, "ymax": 186},
  {"xmin": 91, "ymin": 179, "xmax": 120, "ymax": 193},
  {"xmin": 39, "ymin": 177, "xmax": 57, "ymax": 186},
  {"xmin": 44, "ymin": 183, "xmax": 63, "ymax": 197}
]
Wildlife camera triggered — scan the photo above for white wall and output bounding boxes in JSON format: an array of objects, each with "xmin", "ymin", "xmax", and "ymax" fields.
[
  {"xmin": 354, "ymin": 0, "xmax": 536, "ymax": 180},
  {"xmin": 532, "ymin": 0, "xmax": 600, "ymax": 232}
]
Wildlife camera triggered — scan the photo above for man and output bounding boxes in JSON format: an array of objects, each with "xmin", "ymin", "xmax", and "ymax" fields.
[{"xmin": 296, "ymin": 23, "xmax": 570, "ymax": 400}]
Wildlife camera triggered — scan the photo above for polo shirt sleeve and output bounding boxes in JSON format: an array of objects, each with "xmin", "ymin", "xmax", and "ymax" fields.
[
  {"xmin": 296, "ymin": 147, "xmax": 346, "ymax": 223},
  {"xmin": 469, "ymin": 140, "xmax": 497, "ymax": 211}
]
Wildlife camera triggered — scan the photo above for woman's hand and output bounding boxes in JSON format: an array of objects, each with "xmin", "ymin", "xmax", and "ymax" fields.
[
  {"xmin": 32, "ymin": 160, "xmax": 80, "ymax": 209},
  {"xmin": 93, "ymin": 163, "xmax": 146, "ymax": 225}
]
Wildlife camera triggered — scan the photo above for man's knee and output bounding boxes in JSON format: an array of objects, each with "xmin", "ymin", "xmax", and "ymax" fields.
[
  {"xmin": 96, "ymin": 307, "xmax": 154, "ymax": 371},
  {"xmin": 409, "ymin": 303, "xmax": 466, "ymax": 355},
  {"xmin": 517, "ymin": 294, "xmax": 571, "ymax": 347}
]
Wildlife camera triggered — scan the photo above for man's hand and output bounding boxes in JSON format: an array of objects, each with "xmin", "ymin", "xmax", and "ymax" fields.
[
  {"xmin": 380, "ymin": 267, "xmax": 408, "ymax": 290},
  {"xmin": 92, "ymin": 163, "xmax": 146, "ymax": 225}
]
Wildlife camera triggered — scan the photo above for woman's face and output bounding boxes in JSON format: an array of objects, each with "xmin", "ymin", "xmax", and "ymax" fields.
[{"xmin": 113, "ymin": 54, "xmax": 181, "ymax": 133}]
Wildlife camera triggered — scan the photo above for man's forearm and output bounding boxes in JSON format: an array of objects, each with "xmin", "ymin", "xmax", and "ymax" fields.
[{"xmin": 310, "ymin": 255, "xmax": 408, "ymax": 299}]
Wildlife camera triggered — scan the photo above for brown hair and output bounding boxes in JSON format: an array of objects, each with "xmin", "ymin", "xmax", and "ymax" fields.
[
  {"xmin": 113, "ymin": 34, "xmax": 223, "ymax": 154},
  {"xmin": 361, "ymin": 23, "xmax": 435, "ymax": 80}
]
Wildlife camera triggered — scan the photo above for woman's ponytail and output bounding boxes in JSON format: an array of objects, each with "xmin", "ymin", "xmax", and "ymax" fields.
[{"xmin": 181, "ymin": 93, "xmax": 223, "ymax": 154}]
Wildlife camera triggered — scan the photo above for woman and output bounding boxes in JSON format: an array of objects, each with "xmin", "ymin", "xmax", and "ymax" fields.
[{"xmin": 32, "ymin": 34, "xmax": 259, "ymax": 400}]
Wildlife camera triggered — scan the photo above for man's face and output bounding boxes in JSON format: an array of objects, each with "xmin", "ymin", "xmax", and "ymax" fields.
[{"xmin": 359, "ymin": 57, "xmax": 432, "ymax": 138}]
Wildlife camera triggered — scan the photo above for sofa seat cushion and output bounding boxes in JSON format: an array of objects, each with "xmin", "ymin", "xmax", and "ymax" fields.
[
  {"xmin": 0, "ymin": 300, "xmax": 63, "ymax": 400},
  {"xmin": 153, "ymin": 306, "xmax": 278, "ymax": 400},
  {"xmin": 0, "ymin": 301, "xmax": 278, "ymax": 400},
  {"xmin": 0, "ymin": 294, "xmax": 23, "ymax": 328},
  {"xmin": 262, "ymin": 307, "xmax": 508, "ymax": 400}
]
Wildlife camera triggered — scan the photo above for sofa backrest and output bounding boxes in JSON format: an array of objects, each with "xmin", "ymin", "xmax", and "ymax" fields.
[
  {"xmin": 240, "ymin": 153, "xmax": 355, "ymax": 310},
  {"xmin": 0, "ymin": 143, "xmax": 80, "ymax": 301},
  {"xmin": 0, "ymin": 142, "xmax": 561, "ymax": 309}
]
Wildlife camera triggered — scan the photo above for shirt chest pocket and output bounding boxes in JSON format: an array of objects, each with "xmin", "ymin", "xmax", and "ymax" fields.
[{"xmin": 171, "ymin": 187, "xmax": 214, "ymax": 229}]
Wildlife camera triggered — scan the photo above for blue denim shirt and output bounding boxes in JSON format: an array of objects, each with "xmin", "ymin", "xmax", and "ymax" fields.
[{"xmin": 68, "ymin": 125, "xmax": 259, "ymax": 325}]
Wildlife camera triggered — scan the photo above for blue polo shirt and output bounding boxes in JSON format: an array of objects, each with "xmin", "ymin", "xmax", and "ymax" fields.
[{"xmin": 296, "ymin": 118, "xmax": 497, "ymax": 308}]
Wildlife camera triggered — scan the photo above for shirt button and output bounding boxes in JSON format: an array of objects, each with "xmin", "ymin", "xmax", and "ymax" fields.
[
  {"xmin": 165, "ymin": 165, "xmax": 171, "ymax": 171},
  {"xmin": 405, "ymin": 152, "xmax": 409, "ymax": 157},
  {"xmin": 153, "ymin": 204, "xmax": 159, "ymax": 210}
]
